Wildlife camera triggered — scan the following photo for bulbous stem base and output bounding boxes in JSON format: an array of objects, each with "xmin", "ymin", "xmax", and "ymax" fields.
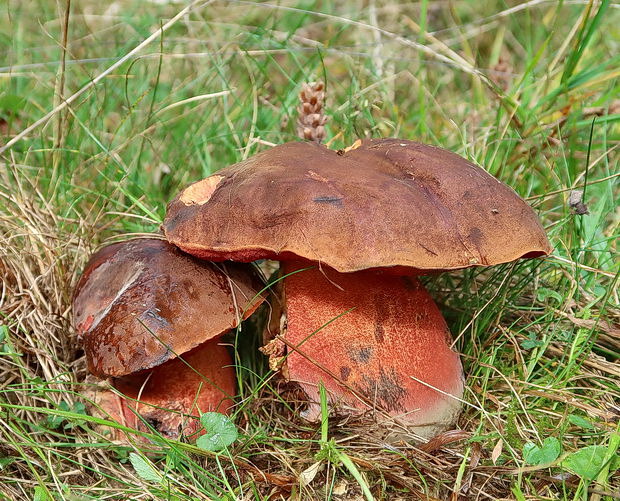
[{"xmin": 281, "ymin": 261, "xmax": 464, "ymax": 439}]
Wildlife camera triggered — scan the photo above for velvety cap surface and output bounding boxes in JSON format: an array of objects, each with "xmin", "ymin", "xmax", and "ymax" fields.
[
  {"xmin": 164, "ymin": 139, "xmax": 551, "ymax": 273},
  {"xmin": 73, "ymin": 238, "xmax": 264, "ymax": 377}
]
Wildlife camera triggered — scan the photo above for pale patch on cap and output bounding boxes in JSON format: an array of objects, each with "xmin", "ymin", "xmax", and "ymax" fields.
[{"xmin": 179, "ymin": 175, "xmax": 225, "ymax": 205}]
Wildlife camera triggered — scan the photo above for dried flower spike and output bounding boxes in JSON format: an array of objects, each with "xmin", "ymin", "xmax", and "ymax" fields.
[
  {"xmin": 491, "ymin": 56, "xmax": 514, "ymax": 92},
  {"xmin": 568, "ymin": 189, "xmax": 589, "ymax": 215},
  {"xmin": 296, "ymin": 81, "xmax": 327, "ymax": 143}
]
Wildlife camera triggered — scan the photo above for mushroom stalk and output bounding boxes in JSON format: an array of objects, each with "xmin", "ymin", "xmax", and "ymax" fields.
[
  {"xmin": 92, "ymin": 339, "xmax": 236, "ymax": 440},
  {"xmin": 280, "ymin": 261, "xmax": 464, "ymax": 437}
]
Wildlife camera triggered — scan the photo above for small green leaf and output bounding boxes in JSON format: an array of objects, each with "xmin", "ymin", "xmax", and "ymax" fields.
[
  {"xmin": 523, "ymin": 437, "xmax": 561, "ymax": 465},
  {"xmin": 64, "ymin": 401, "xmax": 88, "ymax": 430},
  {"xmin": 536, "ymin": 287, "xmax": 563, "ymax": 304},
  {"xmin": 568, "ymin": 414, "xmax": 595, "ymax": 430},
  {"xmin": 576, "ymin": 308, "xmax": 592, "ymax": 320},
  {"xmin": 33, "ymin": 486, "xmax": 52, "ymax": 501},
  {"xmin": 0, "ymin": 325, "xmax": 17, "ymax": 356},
  {"xmin": 0, "ymin": 456, "xmax": 16, "ymax": 470},
  {"xmin": 195, "ymin": 412, "xmax": 238, "ymax": 452},
  {"xmin": 45, "ymin": 401, "xmax": 78, "ymax": 430},
  {"xmin": 562, "ymin": 445, "xmax": 620, "ymax": 480},
  {"xmin": 511, "ymin": 484, "xmax": 527, "ymax": 501},
  {"xmin": 521, "ymin": 333, "xmax": 543, "ymax": 350},
  {"xmin": 45, "ymin": 406, "xmax": 67, "ymax": 430},
  {"xmin": 129, "ymin": 452, "xmax": 162, "ymax": 483},
  {"xmin": 45, "ymin": 414, "xmax": 64, "ymax": 430},
  {"xmin": 72, "ymin": 402, "xmax": 87, "ymax": 415}
]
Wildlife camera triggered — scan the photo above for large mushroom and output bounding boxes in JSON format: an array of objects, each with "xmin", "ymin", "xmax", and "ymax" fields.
[
  {"xmin": 163, "ymin": 139, "xmax": 551, "ymax": 437},
  {"xmin": 73, "ymin": 238, "xmax": 264, "ymax": 438}
]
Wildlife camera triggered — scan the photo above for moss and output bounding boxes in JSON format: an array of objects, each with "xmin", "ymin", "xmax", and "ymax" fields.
[{"xmin": 505, "ymin": 406, "xmax": 524, "ymax": 451}]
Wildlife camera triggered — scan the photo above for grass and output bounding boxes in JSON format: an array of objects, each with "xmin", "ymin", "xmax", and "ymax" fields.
[{"xmin": 0, "ymin": 0, "xmax": 618, "ymax": 499}]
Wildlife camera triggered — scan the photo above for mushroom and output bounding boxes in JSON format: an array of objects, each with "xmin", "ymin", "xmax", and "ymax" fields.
[
  {"xmin": 86, "ymin": 340, "xmax": 235, "ymax": 439},
  {"xmin": 73, "ymin": 238, "xmax": 264, "ymax": 438},
  {"xmin": 163, "ymin": 139, "xmax": 551, "ymax": 437}
]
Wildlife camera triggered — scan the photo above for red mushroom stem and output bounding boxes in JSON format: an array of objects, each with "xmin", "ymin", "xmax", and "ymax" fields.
[
  {"xmin": 91, "ymin": 338, "xmax": 236, "ymax": 440},
  {"xmin": 281, "ymin": 260, "xmax": 464, "ymax": 435}
]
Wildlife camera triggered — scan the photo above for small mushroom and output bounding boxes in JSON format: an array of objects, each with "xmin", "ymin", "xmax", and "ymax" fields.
[
  {"xmin": 73, "ymin": 238, "xmax": 264, "ymax": 439},
  {"xmin": 88, "ymin": 340, "xmax": 234, "ymax": 439},
  {"xmin": 163, "ymin": 139, "xmax": 552, "ymax": 437}
]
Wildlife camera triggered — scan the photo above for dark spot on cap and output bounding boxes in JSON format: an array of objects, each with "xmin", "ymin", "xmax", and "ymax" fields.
[
  {"xmin": 340, "ymin": 366, "xmax": 351, "ymax": 381},
  {"xmin": 468, "ymin": 227, "xmax": 483, "ymax": 247},
  {"xmin": 313, "ymin": 196, "xmax": 344, "ymax": 207}
]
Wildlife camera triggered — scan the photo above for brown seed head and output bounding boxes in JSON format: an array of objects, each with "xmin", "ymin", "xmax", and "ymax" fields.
[{"xmin": 296, "ymin": 81, "xmax": 327, "ymax": 143}]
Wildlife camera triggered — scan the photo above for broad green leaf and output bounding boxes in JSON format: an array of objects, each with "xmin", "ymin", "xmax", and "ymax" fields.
[
  {"xmin": 196, "ymin": 412, "xmax": 238, "ymax": 452},
  {"xmin": 129, "ymin": 453, "xmax": 162, "ymax": 483},
  {"xmin": 523, "ymin": 437, "xmax": 561, "ymax": 465},
  {"xmin": 562, "ymin": 445, "xmax": 620, "ymax": 480}
]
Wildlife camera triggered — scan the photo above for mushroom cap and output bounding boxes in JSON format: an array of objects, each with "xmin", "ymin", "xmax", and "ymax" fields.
[
  {"xmin": 88, "ymin": 338, "xmax": 236, "ymax": 440},
  {"xmin": 164, "ymin": 139, "xmax": 551, "ymax": 273},
  {"xmin": 73, "ymin": 238, "xmax": 264, "ymax": 377}
]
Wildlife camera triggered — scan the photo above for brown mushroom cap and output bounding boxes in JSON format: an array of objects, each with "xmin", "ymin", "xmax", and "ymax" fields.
[
  {"xmin": 164, "ymin": 139, "xmax": 551, "ymax": 273},
  {"xmin": 89, "ymin": 338, "xmax": 236, "ymax": 440},
  {"xmin": 73, "ymin": 238, "xmax": 264, "ymax": 377}
]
